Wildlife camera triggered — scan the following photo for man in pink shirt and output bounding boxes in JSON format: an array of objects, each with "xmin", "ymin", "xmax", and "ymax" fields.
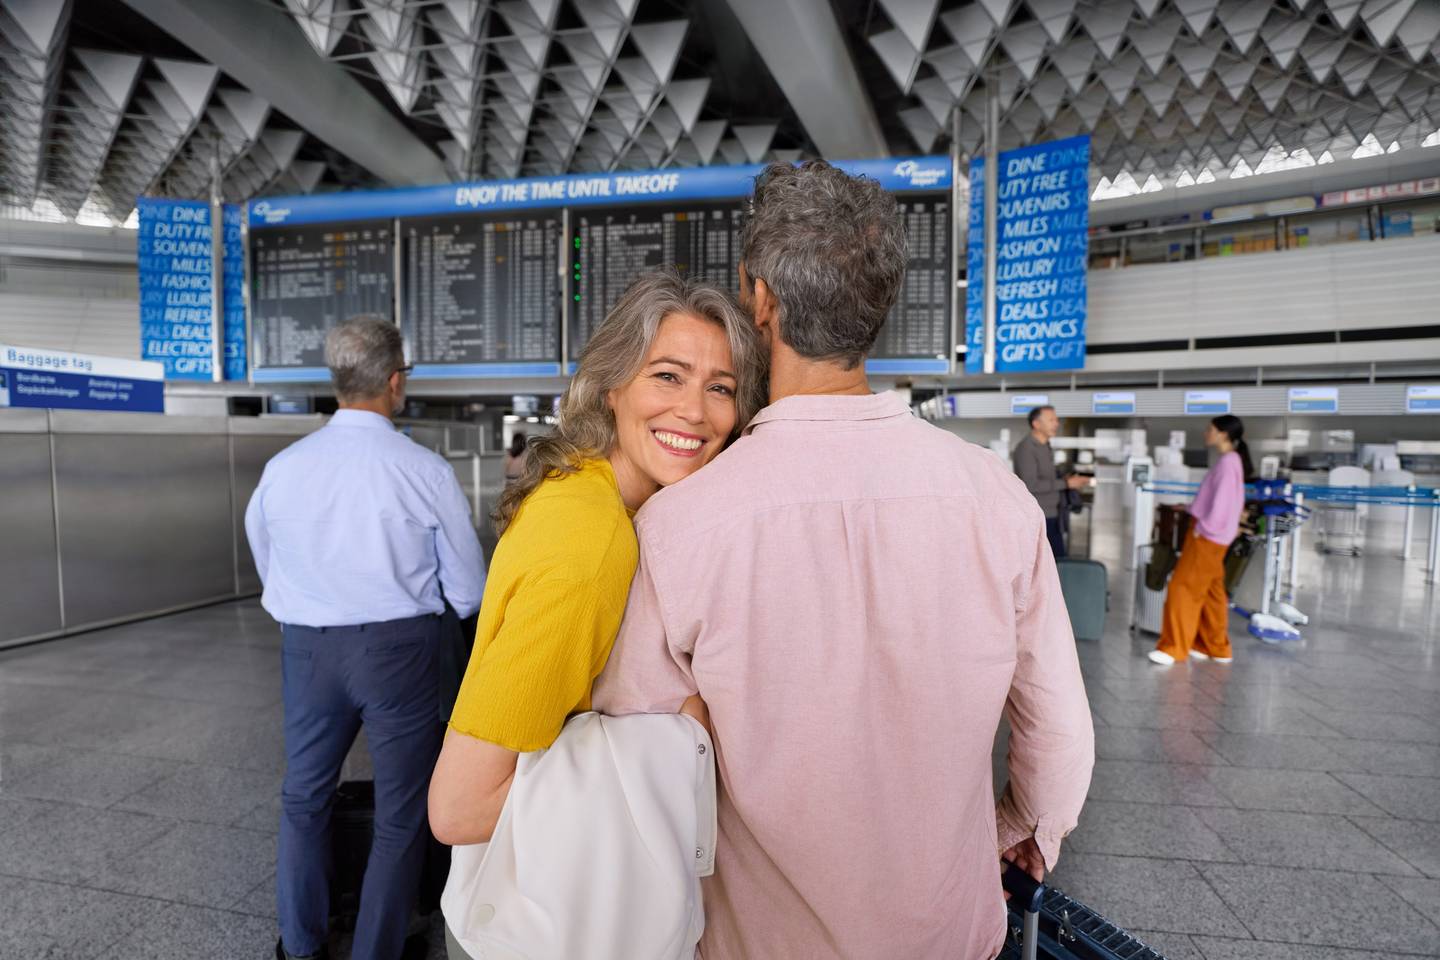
[{"xmin": 593, "ymin": 161, "xmax": 1094, "ymax": 959}]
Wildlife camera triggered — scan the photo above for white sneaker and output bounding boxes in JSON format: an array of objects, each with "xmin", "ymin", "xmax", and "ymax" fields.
[
  {"xmin": 1147, "ymin": 650, "xmax": 1175, "ymax": 665},
  {"xmin": 1189, "ymin": 650, "xmax": 1210, "ymax": 661}
]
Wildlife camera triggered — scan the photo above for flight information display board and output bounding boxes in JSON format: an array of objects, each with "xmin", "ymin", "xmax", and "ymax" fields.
[
  {"xmin": 568, "ymin": 195, "xmax": 950, "ymax": 361},
  {"xmin": 250, "ymin": 220, "xmax": 394, "ymax": 368},
  {"xmin": 879, "ymin": 196, "xmax": 951, "ymax": 360},
  {"xmin": 402, "ymin": 212, "xmax": 562, "ymax": 366},
  {"xmin": 570, "ymin": 203, "xmax": 742, "ymax": 357}
]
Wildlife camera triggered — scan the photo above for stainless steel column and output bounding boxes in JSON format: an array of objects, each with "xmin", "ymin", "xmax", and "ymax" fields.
[{"xmin": 982, "ymin": 79, "xmax": 999, "ymax": 375}]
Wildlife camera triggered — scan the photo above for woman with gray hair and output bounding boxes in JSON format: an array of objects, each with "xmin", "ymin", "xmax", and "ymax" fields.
[{"xmin": 427, "ymin": 268, "xmax": 765, "ymax": 956}]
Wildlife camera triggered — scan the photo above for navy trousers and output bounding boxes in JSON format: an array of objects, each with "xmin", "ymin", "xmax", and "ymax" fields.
[
  {"xmin": 278, "ymin": 614, "xmax": 442, "ymax": 960},
  {"xmin": 1045, "ymin": 515, "xmax": 1068, "ymax": 559}
]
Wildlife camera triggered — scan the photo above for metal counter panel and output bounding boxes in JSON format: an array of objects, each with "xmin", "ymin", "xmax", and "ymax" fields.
[
  {"xmin": 0, "ymin": 434, "xmax": 62, "ymax": 644},
  {"xmin": 53, "ymin": 433, "xmax": 236, "ymax": 628},
  {"xmin": 231, "ymin": 433, "xmax": 308, "ymax": 594}
]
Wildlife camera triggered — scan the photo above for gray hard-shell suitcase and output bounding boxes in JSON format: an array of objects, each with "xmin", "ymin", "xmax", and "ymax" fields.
[{"xmin": 1056, "ymin": 558, "xmax": 1108, "ymax": 642}]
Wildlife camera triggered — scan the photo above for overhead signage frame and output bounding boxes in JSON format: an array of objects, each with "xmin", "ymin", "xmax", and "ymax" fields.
[
  {"xmin": 1287, "ymin": 386, "xmax": 1339, "ymax": 413},
  {"xmin": 247, "ymin": 157, "xmax": 952, "ymax": 227},
  {"xmin": 1092, "ymin": 392, "xmax": 1136, "ymax": 415},
  {"xmin": 247, "ymin": 156, "xmax": 956, "ymax": 382},
  {"xmin": 1184, "ymin": 390, "xmax": 1231, "ymax": 415},
  {"xmin": 1010, "ymin": 393, "xmax": 1050, "ymax": 415}
]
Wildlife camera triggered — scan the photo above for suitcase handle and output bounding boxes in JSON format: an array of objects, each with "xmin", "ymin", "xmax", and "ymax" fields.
[{"xmin": 1001, "ymin": 862, "xmax": 1045, "ymax": 914}]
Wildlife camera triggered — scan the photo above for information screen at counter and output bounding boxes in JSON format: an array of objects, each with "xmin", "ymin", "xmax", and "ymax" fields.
[
  {"xmin": 250, "ymin": 220, "xmax": 394, "ymax": 368},
  {"xmin": 569, "ymin": 195, "xmax": 950, "ymax": 361},
  {"xmin": 571, "ymin": 203, "xmax": 742, "ymax": 357},
  {"xmin": 402, "ymin": 212, "xmax": 562, "ymax": 365}
]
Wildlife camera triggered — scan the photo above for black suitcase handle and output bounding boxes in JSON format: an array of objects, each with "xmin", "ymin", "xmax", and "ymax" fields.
[{"xmin": 1001, "ymin": 862, "xmax": 1045, "ymax": 914}]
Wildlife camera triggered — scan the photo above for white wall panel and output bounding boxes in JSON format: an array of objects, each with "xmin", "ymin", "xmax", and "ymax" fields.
[
  {"xmin": 1089, "ymin": 234, "xmax": 1440, "ymax": 345},
  {"xmin": 0, "ymin": 292, "xmax": 141, "ymax": 360}
]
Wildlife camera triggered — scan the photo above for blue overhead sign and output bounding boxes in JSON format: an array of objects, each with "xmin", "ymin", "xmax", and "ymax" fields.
[
  {"xmin": 136, "ymin": 198, "xmax": 246, "ymax": 381},
  {"xmin": 965, "ymin": 135, "xmax": 1090, "ymax": 374},
  {"xmin": 1185, "ymin": 390, "xmax": 1231, "ymax": 415},
  {"xmin": 1288, "ymin": 386, "xmax": 1338, "ymax": 413},
  {"xmin": 0, "ymin": 344, "xmax": 164, "ymax": 413},
  {"xmin": 1407, "ymin": 384, "xmax": 1440, "ymax": 413},
  {"xmin": 1093, "ymin": 392, "xmax": 1136, "ymax": 415},
  {"xmin": 247, "ymin": 156, "xmax": 952, "ymax": 226}
]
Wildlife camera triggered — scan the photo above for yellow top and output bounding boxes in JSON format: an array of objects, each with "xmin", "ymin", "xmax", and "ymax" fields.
[{"xmin": 449, "ymin": 457, "xmax": 638, "ymax": 752}]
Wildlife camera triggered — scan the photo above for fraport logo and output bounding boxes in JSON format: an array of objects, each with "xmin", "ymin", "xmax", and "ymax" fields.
[
  {"xmin": 250, "ymin": 200, "xmax": 293, "ymax": 225},
  {"xmin": 893, "ymin": 159, "xmax": 946, "ymax": 188}
]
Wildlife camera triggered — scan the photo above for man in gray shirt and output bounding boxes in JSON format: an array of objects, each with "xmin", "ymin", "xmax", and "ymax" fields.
[{"xmin": 1013, "ymin": 405, "xmax": 1086, "ymax": 558}]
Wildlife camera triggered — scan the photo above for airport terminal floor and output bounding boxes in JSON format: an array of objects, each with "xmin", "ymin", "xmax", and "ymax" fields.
[{"xmin": 0, "ymin": 524, "xmax": 1435, "ymax": 959}]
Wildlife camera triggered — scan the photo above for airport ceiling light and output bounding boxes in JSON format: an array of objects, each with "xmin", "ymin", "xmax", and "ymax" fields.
[{"xmin": 872, "ymin": 0, "xmax": 1440, "ymax": 189}]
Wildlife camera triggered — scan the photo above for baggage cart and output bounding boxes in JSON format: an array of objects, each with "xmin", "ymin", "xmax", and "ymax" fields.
[{"xmin": 1000, "ymin": 864, "xmax": 1169, "ymax": 960}]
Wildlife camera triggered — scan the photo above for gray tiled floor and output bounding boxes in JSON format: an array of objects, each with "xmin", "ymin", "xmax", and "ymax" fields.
[{"xmin": 1, "ymin": 530, "xmax": 1438, "ymax": 958}]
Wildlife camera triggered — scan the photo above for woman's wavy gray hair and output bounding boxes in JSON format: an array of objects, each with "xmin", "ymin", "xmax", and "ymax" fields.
[
  {"xmin": 740, "ymin": 160, "xmax": 907, "ymax": 370},
  {"xmin": 493, "ymin": 268, "xmax": 767, "ymax": 535}
]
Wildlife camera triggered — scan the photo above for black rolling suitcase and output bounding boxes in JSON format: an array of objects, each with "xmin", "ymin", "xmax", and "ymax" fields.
[
  {"xmin": 330, "ymin": 780, "xmax": 450, "ymax": 931},
  {"xmin": 999, "ymin": 864, "xmax": 1170, "ymax": 960}
]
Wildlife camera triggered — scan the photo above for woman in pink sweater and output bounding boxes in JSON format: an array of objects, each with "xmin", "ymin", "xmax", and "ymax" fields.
[{"xmin": 1149, "ymin": 415, "xmax": 1252, "ymax": 665}]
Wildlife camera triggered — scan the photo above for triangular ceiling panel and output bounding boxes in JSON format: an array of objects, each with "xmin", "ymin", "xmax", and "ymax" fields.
[{"xmin": 877, "ymin": 0, "xmax": 941, "ymax": 52}]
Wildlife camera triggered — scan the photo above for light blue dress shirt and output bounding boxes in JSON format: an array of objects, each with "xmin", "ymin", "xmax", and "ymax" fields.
[{"xmin": 245, "ymin": 409, "xmax": 485, "ymax": 627}]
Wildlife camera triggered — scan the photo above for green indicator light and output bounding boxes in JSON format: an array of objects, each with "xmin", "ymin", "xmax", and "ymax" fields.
[
  {"xmin": 573, "ymin": 238, "xmax": 581, "ymax": 248},
  {"xmin": 574, "ymin": 294, "xmax": 581, "ymax": 301},
  {"xmin": 573, "ymin": 262, "xmax": 580, "ymax": 269},
  {"xmin": 573, "ymin": 274, "xmax": 580, "ymax": 281}
]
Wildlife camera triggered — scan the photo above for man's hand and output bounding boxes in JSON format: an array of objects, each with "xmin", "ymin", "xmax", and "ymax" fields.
[
  {"xmin": 999, "ymin": 836, "xmax": 1045, "ymax": 900},
  {"xmin": 1066, "ymin": 474, "xmax": 1088, "ymax": 490}
]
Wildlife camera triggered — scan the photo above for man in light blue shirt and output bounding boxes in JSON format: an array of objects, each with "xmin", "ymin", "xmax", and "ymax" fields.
[{"xmin": 246, "ymin": 316, "xmax": 484, "ymax": 960}]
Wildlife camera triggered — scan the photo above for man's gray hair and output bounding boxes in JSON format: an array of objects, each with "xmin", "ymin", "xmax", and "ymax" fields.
[
  {"xmin": 324, "ymin": 316, "xmax": 404, "ymax": 402},
  {"xmin": 740, "ymin": 160, "xmax": 907, "ymax": 370}
]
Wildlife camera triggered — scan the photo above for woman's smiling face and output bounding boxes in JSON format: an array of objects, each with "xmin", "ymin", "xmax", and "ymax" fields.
[{"xmin": 607, "ymin": 311, "xmax": 739, "ymax": 507}]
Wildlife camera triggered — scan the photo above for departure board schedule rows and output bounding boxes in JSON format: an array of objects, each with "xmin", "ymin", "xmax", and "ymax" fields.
[
  {"xmin": 402, "ymin": 214, "xmax": 561, "ymax": 365},
  {"xmin": 878, "ymin": 198, "xmax": 951, "ymax": 360},
  {"xmin": 571, "ymin": 205, "xmax": 742, "ymax": 357},
  {"xmin": 570, "ymin": 197, "xmax": 949, "ymax": 362},
  {"xmin": 250, "ymin": 222, "xmax": 394, "ymax": 368}
]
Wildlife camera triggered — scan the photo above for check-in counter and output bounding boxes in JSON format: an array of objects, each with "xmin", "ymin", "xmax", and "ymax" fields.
[{"xmin": 0, "ymin": 409, "xmax": 324, "ymax": 649}]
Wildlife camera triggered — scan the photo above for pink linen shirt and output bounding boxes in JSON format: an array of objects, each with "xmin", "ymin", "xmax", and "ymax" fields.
[
  {"xmin": 1188, "ymin": 450, "xmax": 1245, "ymax": 545},
  {"xmin": 593, "ymin": 391, "xmax": 1095, "ymax": 960}
]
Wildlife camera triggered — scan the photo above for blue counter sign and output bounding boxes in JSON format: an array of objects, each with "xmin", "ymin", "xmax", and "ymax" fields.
[
  {"xmin": 1093, "ymin": 392, "xmax": 1136, "ymax": 415},
  {"xmin": 1288, "ymin": 386, "xmax": 1338, "ymax": 413},
  {"xmin": 0, "ymin": 344, "xmax": 164, "ymax": 413},
  {"xmin": 966, "ymin": 135, "xmax": 1090, "ymax": 373},
  {"xmin": 1184, "ymin": 390, "xmax": 1231, "ymax": 415},
  {"xmin": 1010, "ymin": 393, "xmax": 1050, "ymax": 416},
  {"xmin": 1407, "ymin": 384, "xmax": 1440, "ymax": 413}
]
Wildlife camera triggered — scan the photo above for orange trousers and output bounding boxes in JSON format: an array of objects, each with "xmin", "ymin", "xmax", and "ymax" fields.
[{"xmin": 1156, "ymin": 529, "xmax": 1233, "ymax": 660}]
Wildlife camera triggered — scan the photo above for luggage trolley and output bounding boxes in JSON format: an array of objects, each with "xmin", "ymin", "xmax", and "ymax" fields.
[{"xmin": 1000, "ymin": 865, "xmax": 1169, "ymax": 960}]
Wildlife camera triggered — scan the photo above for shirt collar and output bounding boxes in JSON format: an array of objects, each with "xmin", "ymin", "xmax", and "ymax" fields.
[
  {"xmin": 329, "ymin": 409, "xmax": 395, "ymax": 431},
  {"xmin": 744, "ymin": 390, "xmax": 911, "ymax": 434}
]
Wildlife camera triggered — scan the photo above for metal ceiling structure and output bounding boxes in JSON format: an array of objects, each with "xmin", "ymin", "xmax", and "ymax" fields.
[
  {"xmin": 866, "ymin": 0, "xmax": 1440, "ymax": 181},
  {"xmin": 3, "ymin": 0, "xmax": 1440, "ymax": 226}
]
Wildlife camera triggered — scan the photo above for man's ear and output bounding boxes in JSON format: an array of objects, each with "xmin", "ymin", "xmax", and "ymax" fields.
[{"xmin": 753, "ymin": 277, "xmax": 778, "ymax": 332}]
